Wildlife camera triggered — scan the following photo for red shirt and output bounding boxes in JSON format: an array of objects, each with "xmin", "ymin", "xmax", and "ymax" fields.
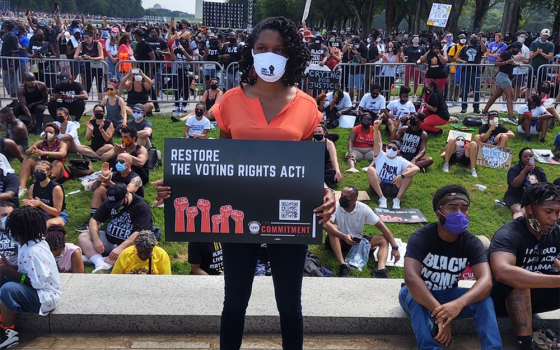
[{"xmin": 352, "ymin": 125, "xmax": 374, "ymax": 148}]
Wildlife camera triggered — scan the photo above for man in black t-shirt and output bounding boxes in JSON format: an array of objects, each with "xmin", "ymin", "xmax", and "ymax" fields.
[
  {"xmin": 221, "ymin": 32, "xmax": 244, "ymax": 90},
  {"xmin": 1, "ymin": 20, "xmax": 20, "ymax": 101},
  {"xmin": 188, "ymin": 242, "xmax": 224, "ymax": 275},
  {"xmin": 78, "ymin": 184, "xmax": 152, "ymax": 274},
  {"xmin": 457, "ymin": 35, "xmax": 487, "ymax": 113},
  {"xmin": 47, "ymin": 72, "xmax": 88, "ymax": 121},
  {"xmin": 145, "ymin": 28, "xmax": 168, "ymax": 113},
  {"xmin": 474, "ymin": 110, "xmax": 515, "ymax": 148},
  {"xmin": 133, "ymin": 29, "xmax": 155, "ymax": 77},
  {"xmin": 399, "ymin": 185, "xmax": 502, "ymax": 349},
  {"xmin": 488, "ymin": 183, "xmax": 560, "ymax": 350}
]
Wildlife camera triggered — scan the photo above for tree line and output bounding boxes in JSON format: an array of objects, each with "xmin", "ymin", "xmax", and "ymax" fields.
[{"xmin": 9, "ymin": 0, "xmax": 144, "ymax": 18}]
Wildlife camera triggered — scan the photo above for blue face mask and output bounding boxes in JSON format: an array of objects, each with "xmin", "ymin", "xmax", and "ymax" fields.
[
  {"xmin": 0, "ymin": 216, "xmax": 7, "ymax": 230},
  {"xmin": 115, "ymin": 162, "xmax": 126, "ymax": 173},
  {"xmin": 439, "ymin": 211, "xmax": 469, "ymax": 234},
  {"xmin": 132, "ymin": 112, "xmax": 143, "ymax": 119}
]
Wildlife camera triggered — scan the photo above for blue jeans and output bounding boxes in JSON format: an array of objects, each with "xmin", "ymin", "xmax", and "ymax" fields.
[
  {"xmin": 399, "ymin": 285, "xmax": 502, "ymax": 350},
  {"xmin": 0, "ymin": 277, "xmax": 41, "ymax": 314},
  {"xmin": 220, "ymin": 243, "xmax": 307, "ymax": 350},
  {"xmin": 460, "ymin": 66, "xmax": 481, "ymax": 111}
]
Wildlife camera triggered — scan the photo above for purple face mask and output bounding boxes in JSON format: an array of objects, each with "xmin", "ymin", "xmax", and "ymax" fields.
[{"xmin": 439, "ymin": 211, "xmax": 469, "ymax": 234}]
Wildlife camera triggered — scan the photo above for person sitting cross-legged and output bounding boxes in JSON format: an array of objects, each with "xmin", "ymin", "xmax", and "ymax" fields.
[
  {"xmin": 399, "ymin": 185, "xmax": 503, "ymax": 350},
  {"xmin": 323, "ymin": 185, "xmax": 400, "ymax": 278},
  {"xmin": 393, "ymin": 113, "xmax": 434, "ymax": 172},
  {"xmin": 441, "ymin": 135, "xmax": 479, "ymax": 178},
  {"xmin": 367, "ymin": 119, "xmax": 420, "ymax": 210}
]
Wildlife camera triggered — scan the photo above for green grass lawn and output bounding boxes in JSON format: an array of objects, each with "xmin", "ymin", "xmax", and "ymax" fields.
[{"xmin": 12, "ymin": 112, "xmax": 560, "ymax": 277}]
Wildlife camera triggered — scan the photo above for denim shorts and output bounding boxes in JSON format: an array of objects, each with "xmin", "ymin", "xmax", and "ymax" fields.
[
  {"xmin": 496, "ymin": 72, "xmax": 512, "ymax": 89},
  {"xmin": 0, "ymin": 278, "xmax": 41, "ymax": 314}
]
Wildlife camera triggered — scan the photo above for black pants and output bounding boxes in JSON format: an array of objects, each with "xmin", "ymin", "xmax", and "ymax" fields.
[
  {"xmin": 13, "ymin": 104, "xmax": 47, "ymax": 130},
  {"xmin": 174, "ymin": 67, "xmax": 191, "ymax": 107},
  {"xmin": 48, "ymin": 99, "xmax": 86, "ymax": 122},
  {"xmin": 83, "ymin": 63, "xmax": 104, "ymax": 94}
]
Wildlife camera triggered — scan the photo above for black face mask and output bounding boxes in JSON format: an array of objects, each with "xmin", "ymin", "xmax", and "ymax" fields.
[
  {"xmin": 195, "ymin": 110, "xmax": 204, "ymax": 117},
  {"xmin": 511, "ymin": 49, "xmax": 519, "ymax": 55},
  {"xmin": 74, "ymin": 33, "xmax": 81, "ymax": 40},
  {"xmin": 409, "ymin": 118, "xmax": 418, "ymax": 126},
  {"xmin": 150, "ymin": 33, "xmax": 158, "ymax": 38},
  {"xmin": 339, "ymin": 196, "xmax": 351, "ymax": 208},
  {"xmin": 470, "ymin": 39, "xmax": 478, "ymax": 46},
  {"xmin": 541, "ymin": 87, "xmax": 550, "ymax": 94},
  {"xmin": 313, "ymin": 134, "xmax": 324, "ymax": 141},
  {"xmin": 36, "ymin": 36, "xmax": 44, "ymax": 43},
  {"xmin": 210, "ymin": 40, "xmax": 218, "ymax": 46},
  {"xmin": 33, "ymin": 171, "xmax": 47, "ymax": 182},
  {"xmin": 56, "ymin": 115, "xmax": 66, "ymax": 123},
  {"xmin": 229, "ymin": 38, "xmax": 236, "ymax": 44},
  {"xmin": 94, "ymin": 112, "xmax": 104, "ymax": 119},
  {"xmin": 210, "ymin": 84, "xmax": 218, "ymax": 90}
]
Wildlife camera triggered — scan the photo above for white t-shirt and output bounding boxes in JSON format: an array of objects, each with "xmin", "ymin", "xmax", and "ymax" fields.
[
  {"xmin": 386, "ymin": 100, "xmax": 416, "ymax": 120},
  {"xmin": 185, "ymin": 115, "xmax": 211, "ymax": 137},
  {"xmin": 517, "ymin": 105, "xmax": 547, "ymax": 118},
  {"xmin": 513, "ymin": 44, "xmax": 530, "ymax": 75},
  {"xmin": 374, "ymin": 150, "xmax": 410, "ymax": 184},
  {"xmin": 54, "ymin": 121, "xmax": 81, "ymax": 146},
  {"xmin": 325, "ymin": 91, "xmax": 352, "ymax": 110},
  {"xmin": 331, "ymin": 201, "xmax": 379, "ymax": 238},
  {"xmin": 18, "ymin": 240, "xmax": 61, "ymax": 315},
  {"xmin": 359, "ymin": 94, "xmax": 386, "ymax": 114}
]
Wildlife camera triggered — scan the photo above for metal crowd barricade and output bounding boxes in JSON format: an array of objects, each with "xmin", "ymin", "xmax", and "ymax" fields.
[
  {"xmin": 225, "ymin": 62, "xmax": 240, "ymax": 91},
  {"xmin": 536, "ymin": 64, "xmax": 560, "ymax": 101},
  {"xmin": 0, "ymin": 56, "xmax": 109, "ymax": 104},
  {"xmin": 115, "ymin": 60, "xmax": 224, "ymax": 106}
]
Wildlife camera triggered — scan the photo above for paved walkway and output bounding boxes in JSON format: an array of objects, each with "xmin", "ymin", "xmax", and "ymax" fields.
[{"xmin": 20, "ymin": 332, "xmax": 519, "ymax": 349}]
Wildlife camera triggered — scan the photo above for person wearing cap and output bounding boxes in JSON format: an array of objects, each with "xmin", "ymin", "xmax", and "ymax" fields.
[
  {"xmin": 105, "ymin": 27, "xmax": 121, "ymax": 81},
  {"xmin": 344, "ymin": 36, "xmax": 368, "ymax": 102},
  {"xmin": 308, "ymin": 35, "xmax": 328, "ymax": 66},
  {"xmin": 323, "ymin": 185, "xmax": 400, "ymax": 278},
  {"xmin": 512, "ymin": 32, "xmax": 531, "ymax": 103},
  {"xmin": 78, "ymin": 183, "xmax": 153, "ymax": 274},
  {"xmin": 529, "ymin": 29, "xmax": 554, "ymax": 92},
  {"xmin": 111, "ymin": 229, "xmax": 170, "ymax": 275},
  {"xmin": 393, "ymin": 113, "xmax": 434, "ymax": 171},
  {"xmin": 47, "ymin": 72, "xmax": 88, "ymax": 122},
  {"xmin": 489, "ymin": 182, "xmax": 560, "ymax": 350},
  {"xmin": 120, "ymin": 68, "xmax": 154, "ymax": 117},
  {"xmin": 73, "ymin": 30, "xmax": 105, "ymax": 101},
  {"xmin": 66, "ymin": 28, "xmax": 82, "ymax": 76},
  {"xmin": 367, "ymin": 119, "xmax": 420, "ymax": 210},
  {"xmin": 302, "ymin": 30, "xmax": 314, "ymax": 44},
  {"xmin": 515, "ymin": 94, "xmax": 553, "ymax": 143},
  {"xmin": 447, "ymin": 33, "xmax": 467, "ymax": 103},
  {"xmin": 28, "ymin": 28, "xmax": 56, "ymax": 89},
  {"xmin": 1, "ymin": 20, "xmax": 20, "ymax": 105},
  {"xmin": 474, "ymin": 110, "xmax": 515, "ymax": 149},
  {"xmin": 400, "ymin": 184, "xmax": 502, "ymax": 350},
  {"xmin": 126, "ymin": 103, "xmax": 153, "ymax": 148}
]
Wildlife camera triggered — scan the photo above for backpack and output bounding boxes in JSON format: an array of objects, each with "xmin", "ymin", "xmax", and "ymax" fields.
[
  {"xmin": 463, "ymin": 116, "xmax": 483, "ymax": 127},
  {"xmin": 147, "ymin": 147, "xmax": 162, "ymax": 170},
  {"xmin": 303, "ymin": 250, "xmax": 331, "ymax": 277}
]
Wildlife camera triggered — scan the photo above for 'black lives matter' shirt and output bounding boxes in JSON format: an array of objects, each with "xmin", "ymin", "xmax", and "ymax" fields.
[
  {"xmin": 188, "ymin": 242, "xmax": 224, "ymax": 275},
  {"xmin": 405, "ymin": 223, "xmax": 487, "ymax": 291},
  {"xmin": 489, "ymin": 217, "xmax": 560, "ymax": 277}
]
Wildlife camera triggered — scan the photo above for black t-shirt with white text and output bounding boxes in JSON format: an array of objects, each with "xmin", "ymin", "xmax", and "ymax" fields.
[
  {"xmin": 221, "ymin": 43, "xmax": 243, "ymax": 67},
  {"xmin": 308, "ymin": 43, "xmax": 328, "ymax": 65},
  {"xmin": 399, "ymin": 127, "xmax": 424, "ymax": 161},
  {"xmin": 146, "ymin": 37, "xmax": 167, "ymax": 61},
  {"xmin": 188, "ymin": 242, "xmax": 224, "ymax": 275},
  {"xmin": 52, "ymin": 82, "xmax": 85, "ymax": 104},
  {"xmin": 405, "ymin": 223, "xmax": 487, "ymax": 291}
]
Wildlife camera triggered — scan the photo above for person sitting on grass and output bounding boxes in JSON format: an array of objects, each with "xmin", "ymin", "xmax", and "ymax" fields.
[
  {"xmin": 517, "ymin": 94, "xmax": 553, "ymax": 143},
  {"xmin": 23, "ymin": 160, "xmax": 68, "ymax": 225},
  {"xmin": 503, "ymin": 148, "xmax": 548, "ymax": 220},
  {"xmin": 399, "ymin": 185, "xmax": 502, "ymax": 350},
  {"xmin": 419, "ymin": 81, "xmax": 449, "ymax": 136},
  {"xmin": 126, "ymin": 104, "xmax": 153, "ymax": 148},
  {"xmin": 0, "ymin": 201, "xmax": 18, "ymax": 266},
  {"xmin": 393, "ymin": 113, "xmax": 434, "ymax": 172},
  {"xmin": 112, "ymin": 230, "xmax": 171, "ymax": 275},
  {"xmin": 0, "ymin": 206, "xmax": 61, "ymax": 349},
  {"xmin": 172, "ymin": 78, "xmax": 224, "ymax": 123},
  {"xmin": 314, "ymin": 123, "xmax": 342, "ymax": 188},
  {"xmin": 441, "ymin": 135, "xmax": 479, "ymax": 178},
  {"xmin": 185, "ymin": 103, "xmax": 211, "ymax": 139},
  {"xmin": 52, "ymin": 107, "xmax": 102, "ymax": 160},
  {"xmin": 345, "ymin": 115, "xmax": 374, "ymax": 173},
  {"xmin": 18, "ymin": 123, "xmax": 67, "ymax": 197},
  {"xmin": 81, "ymin": 104, "xmax": 115, "ymax": 158},
  {"xmin": 367, "ymin": 119, "xmax": 420, "ymax": 210},
  {"xmin": 0, "ymin": 154, "xmax": 19, "ymax": 208},
  {"xmin": 382, "ymin": 86, "xmax": 416, "ymax": 135},
  {"xmin": 474, "ymin": 110, "xmax": 515, "ymax": 148},
  {"xmin": 45, "ymin": 224, "xmax": 84, "ymax": 273},
  {"xmin": 323, "ymin": 185, "xmax": 400, "ymax": 278},
  {"xmin": 0, "ymin": 108, "xmax": 28, "ymax": 157},
  {"xmin": 358, "ymin": 83, "xmax": 386, "ymax": 119}
]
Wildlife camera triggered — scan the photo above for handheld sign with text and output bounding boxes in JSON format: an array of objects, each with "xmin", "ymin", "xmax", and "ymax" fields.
[
  {"xmin": 476, "ymin": 143, "xmax": 513, "ymax": 169},
  {"xmin": 427, "ymin": 3, "xmax": 452, "ymax": 28},
  {"xmin": 164, "ymin": 139, "xmax": 325, "ymax": 244},
  {"xmin": 307, "ymin": 68, "xmax": 341, "ymax": 91}
]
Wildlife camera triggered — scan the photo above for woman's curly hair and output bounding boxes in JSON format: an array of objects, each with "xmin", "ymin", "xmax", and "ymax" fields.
[{"xmin": 239, "ymin": 17, "xmax": 310, "ymax": 87}]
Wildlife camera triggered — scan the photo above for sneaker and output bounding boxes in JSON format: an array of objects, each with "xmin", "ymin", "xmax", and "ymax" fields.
[
  {"xmin": 470, "ymin": 168, "xmax": 478, "ymax": 178},
  {"xmin": 92, "ymin": 262, "xmax": 113, "ymax": 274},
  {"xmin": 540, "ymin": 137, "xmax": 545, "ymax": 144},
  {"xmin": 0, "ymin": 328, "xmax": 19, "ymax": 349},
  {"xmin": 76, "ymin": 221, "xmax": 89, "ymax": 233},
  {"xmin": 508, "ymin": 116, "xmax": 518, "ymax": 125},
  {"xmin": 370, "ymin": 268, "xmax": 389, "ymax": 278},
  {"xmin": 339, "ymin": 264, "xmax": 350, "ymax": 277},
  {"xmin": 18, "ymin": 188, "xmax": 27, "ymax": 198},
  {"xmin": 549, "ymin": 118, "xmax": 556, "ymax": 129},
  {"xmin": 392, "ymin": 198, "xmax": 401, "ymax": 210},
  {"xmin": 473, "ymin": 109, "xmax": 481, "ymax": 114},
  {"xmin": 154, "ymin": 103, "xmax": 160, "ymax": 113},
  {"xmin": 442, "ymin": 163, "xmax": 449, "ymax": 173},
  {"xmin": 435, "ymin": 129, "xmax": 444, "ymax": 137},
  {"xmin": 460, "ymin": 109, "xmax": 467, "ymax": 113},
  {"xmin": 481, "ymin": 111, "xmax": 489, "ymax": 115},
  {"xmin": 378, "ymin": 197, "xmax": 388, "ymax": 209},
  {"xmin": 524, "ymin": 135, "xmax": 531, "ymax": 142},
  {"xmin": 346, "ymin": 168, "xmax": 360, "ymax": 173},
  {"xmin": 172, "ymin": 107, "xmax": 179, "ymax": 116},
  {"xmin": 170, "ymin": 116, "xmax": 182, "ymax": 123}
]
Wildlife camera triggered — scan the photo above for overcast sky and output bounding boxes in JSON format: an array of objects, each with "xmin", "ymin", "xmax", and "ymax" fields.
[{"xmin": 142, "ymin": 0, "xmax": 197, "ymax": 14}]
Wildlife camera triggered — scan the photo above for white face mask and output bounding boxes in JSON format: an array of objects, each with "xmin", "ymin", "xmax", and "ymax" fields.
[
  {"xmin": 134, "ymin": 75, "xmax": 143, "ymax": 82},
  {"xmin": 386, "ymin": 148, "xmax": 398, "ymax": 158},
  {"xmin": 412, "ymin": 39, "xmax": 419, "ymax": 45},
  {"xmin": 251, "ymin": 50, "xmax": 287, "ymax": 83},
  {"xmin": 517, "ymin": 37, "xmax": 525, "ymax": 44},
  {"xmin": 376, "ymin": 38, "xmax": 382, "ymax": 43},
  {"xmin": 460, "ymin": 39, "xmax": 466, "ymax": 44},
  {"xmin": 541, "ymin": 36, "xmax": 548, "ymax": 43},
  {"xmin": 488, "ymin": 119, "xmax": 496, "ymax": 126},
  {"xmin": 354, "ymin": 44, "xmax": 360, "ymax": 49},
  {"xmin": 111, "ymin": 32, "xmax": 118, "ymax": 38},
  {"xmin": 46, "ymin": 132, "xmax": 55, "ymax": 141},
  {"xmin": 456, "ymin": 140, "xmax": 465, "ymax": 148},
  {"xmin": 367, "ymin": 38, "xmax": 371, "ymax": 43}
]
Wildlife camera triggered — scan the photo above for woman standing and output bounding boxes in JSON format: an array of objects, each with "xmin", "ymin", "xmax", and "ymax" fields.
[
  {"xmin": 417, "ymin": 41, "xmax": 448, "ymax": 95},
  {"xmin": 105, "ymin": 27, "xmax": 121, "ymax": 81},
  {"xmin": 378, "ymin": 41, "xmax": 401, "ymax": 100},
  {"xmin": 170, "ymin": 34, "xmax": 194, "ymax": 116},
  {"xmin": 74, "ymin": 31, "xmax": 105, "ymax": 101},
  {"xmin": 401, "ymin": 35, "xmax": 425, "ymax": 94}
]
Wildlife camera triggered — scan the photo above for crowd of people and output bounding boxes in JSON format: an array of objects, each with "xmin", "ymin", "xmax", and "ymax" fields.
[{"xmin": 0, "ymin": 11, "xmax": 557, "ymax": 350}]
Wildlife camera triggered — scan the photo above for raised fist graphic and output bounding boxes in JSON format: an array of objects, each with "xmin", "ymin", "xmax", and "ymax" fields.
[
  {"xmin": 220, "ymin": 205, "xmax": 233, "ymax": 233},
  {"xmin": 186, "ymin": 206, "xmax": 199, "ymax": 233},
  {"xmin": 197, "ymin": 199, "xmax": 211, "ymax": 233},
  {"xmin": 212, "ymin": 214, "xmax": 223, "ymax": 233},
  {"xmin": 174, "ymin": 197, "xmax": 189, "ymax": 232},
  {"xmin": 231, "ymin": 210, "xmax": 245, "ymax": 234}
]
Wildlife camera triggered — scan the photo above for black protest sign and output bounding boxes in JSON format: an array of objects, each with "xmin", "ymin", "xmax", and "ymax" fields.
[
  {"xmin": 164, "ymin": 139, "xmax": 325, "ymax": 244},
  {"xmin": 307, "ymin": 69, "xmax": 341, "ymax": 91},
  {"xmin": 374, "ymin": 208, "xmax": 428, "ymax": 223}
]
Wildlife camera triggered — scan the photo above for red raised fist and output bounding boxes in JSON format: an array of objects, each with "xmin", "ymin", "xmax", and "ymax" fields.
[
  {"xmin": 231, "ymin": 210, "xmax": 245, "ymax": 234},
  {"xmin": 197, "ymin": 199, "xmax": 211, "ymax": 233},
  {"xmin": 174, "ymin": 197, "xmax": 189, "ymax": 232},
  {"xmin": 186, "ymin": 206, "xmax": 199, "ymax": 233},
  {"xmin": 220, "ymin": 205, "xmax": 233, "ymax": 233},
  {"xmin": 212, "ymin": 214, "xmax": 223, "ymax": 233},
  {"xmin": 197, "ymin": 199, "xmax": 211, "ymax": 212}
]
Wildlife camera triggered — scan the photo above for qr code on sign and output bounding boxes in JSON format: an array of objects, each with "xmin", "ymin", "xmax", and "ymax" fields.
[{"xmin": 279, "ymin": 200, "xmax": 300, "ymax": 220}]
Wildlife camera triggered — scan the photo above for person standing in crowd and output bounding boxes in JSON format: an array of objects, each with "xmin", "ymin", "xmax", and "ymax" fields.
[
  {"xmin": 105, "ymin": 27, "xmax": 121, "ymax": 81},
  {"xmin": 378, "ymin": 40, "xmax": 400, "ymax": 100},
  {"xmin": 393, "ymin": 113, "xmax": 433, "ymax": 171},
  {"xmin": 73, "ymin": 31, "xmax": 105, "ymax": 101},
  {"xmin": 1, "ymin": 20, "xmax": 20, "ymax": 106},
  {"xmin": 112, "ymin": 230, "xmax": 170, "ymax": 275},
  {"xmin": 344, "ymin": 36, "xmax": 368, "ymax": 103},
  {"xmin": 146, "ymin": 27, "xmax": 168, "ymax": 113},
  {"xmin": 457, "ymin": 34, "xmax": 487, "ymax": 114},
  {"xmin": 512, "ymin": 33, "xmax": 531, "ymax": 103},
  {"xmin": 417, "ymin": 41, "xmax": 448, "ymax": 97},
  {"xmin": 308, "ymin": 34, "xmax": 328, "ymax": 66},
  {"xmin": 447, "ymin": 33, "xmax": 467, "ymax": 104},
  {"xmin": 489, "ymin": 183, "xmax": 559, "ymax": 350},
  {"xmin": 529, "ymin": 29, "xmax": 554, "ymax": 91},
  {"xmin": 132, "ymin": 29, "xmax": 155, "ymax": 79},
  {"xmin": 419, "ymin": 81, "xmax": 449, "ymax": 135},
  {"xmin": 14, "ymin": 72, "xmax": 48, "ymax": 133},
  {"xmin": 27, "ymin": 28, "xmax": 56, "ymax": 90},
  {"xmin": 203, "ymin": 34, "xmax": 222, "ymax": 91},
  {"xmin": 400, "ymin": 185, "xmax": 502, "ymax": 350},
  {"xmin": 401, "ymin": 35, "xmax": 425, "ymax": 95},
  {"xmin": 486, "ymin": 33, "xmax": 508, "ymax": 93},
  {"xmin": 48, "ymin": 72, "xmax": 88, "ymax": 122},
  {"xmin": 222, "ymin": 32, "xmax": 244, "ymax": 89},
  {"xmin": 170, "ymin": 34, "xmax": 194, "ymax": 116}
]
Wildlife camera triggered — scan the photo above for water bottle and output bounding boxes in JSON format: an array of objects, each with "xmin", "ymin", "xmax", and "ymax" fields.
[
  {"xmin": 494, "ymin": 199, "xmax": 506, "ymax": 207},
  {"xmin": 474, "ymin": 184, "xmax": 486, "ymax": 191}
]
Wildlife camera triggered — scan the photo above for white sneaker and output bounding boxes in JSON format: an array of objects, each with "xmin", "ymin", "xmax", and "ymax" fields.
[
  {"xmin": 18, "ymin": 187, "xmax": 27, "ymax": 198},
  {"xmin": 378, "ymin": 197, "xmax": 388, "ymax": 209},
  {"xmin": 346, "ymin": 168, "xmax": 360, "ymax": 173},
  {"xmin": 442, "ymin": 163, "xmax": 449, "ymax": 173},
  {"xmin": 470, "ymin": 168, "xmax": 478, "ymax": 178},
  {"xmin": 172, "ymin": 107, "xmax": 179, "ymax": 116},
  {"xmin": 92, "ymin": 262, "xmax": 113, "ymax": 274},
  {"xmin": 0, "ymin": 328, "xmax": 19, "ymax": 349},
  {"xmin": 392, "ymin": 198, "xmax": 401, "ymax": 209}
]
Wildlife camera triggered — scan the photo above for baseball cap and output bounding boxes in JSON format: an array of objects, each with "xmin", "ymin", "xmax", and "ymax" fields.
[
  {"xmin": 388, "ymin": 140, "xmax": 401, "ymax": 150},
  {"xmin": 3, "ymin": 20, "xmax": 15, "ymax": 30},
  {"xmin": 72, "ymin": 28, "xmax": 81, "ymax": 34},
  {"xmin": 106, "ymin": 184, "xmax": 128, "ymax": 209},
  {"xmin": 133, "ymin": 103, "xmax": 146, "ymax": 112},
  {"xmin": 133, "ymin": 28, "xmax": 145, "ymax": 36},
  {"xmin": 111, "ymin": 27, "xmax": 119, "ymax": 33},
  {"xmin": 303, "ymin": 30, "xmax": 313, "ymax": 38},
  {"xmin": 58, "ymin": 72, "xmax": 69, "ymax": 82},
  {"xmin": 101, "ymin": 31, "xmax": 110, "ymax": 39},
  {"xmin": 488, "ymin": 110, "xmax": 499, "ymax": 118},
  {"xmin": 541, "ymin": 29, "xmax": 551, "ymax": 36}
]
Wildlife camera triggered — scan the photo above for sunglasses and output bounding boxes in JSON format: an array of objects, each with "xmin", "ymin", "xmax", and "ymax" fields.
[
  {"xmin": 456, "ymin": 138, "xmax": 465, "ymax": 141},
  {"xmin": 117, "ymin": 159, "xmax": 126, "ymax": 164},
  {"xmin": 107, "ymin": 88, "xmax": 114, "ymax": 91},
  {"xmin": 362, "ymin": 118, "xmax": 372, "ymax": 122},
  {"xmin": 387, "ymin": 146, "xmax": 398, "ymax": 151}
]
